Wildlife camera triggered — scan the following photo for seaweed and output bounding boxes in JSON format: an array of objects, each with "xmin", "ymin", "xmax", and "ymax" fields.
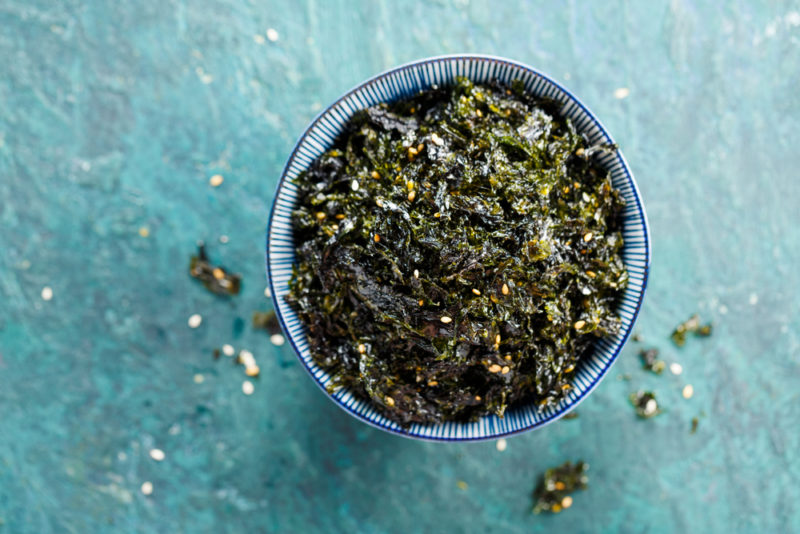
[
  {"xmin": 532, "ymin": 461, "xmax": 589, "ymax": 514},
  {"xmin": 189, "ymin": 243, "xmax": 241, "ymax": 296},
  {"xmin": 671, "ymin": 314, "xmax": 712, "ymax": 346},
  {"xmin": 630, "ymin": 390, "xmax": 661, "ymax": 419},
  {"xmin": 639, "ymin": 348, "xmax": 665, "ymax": 374},
  {"xmin": 288, "ymin": 78, "xmax": 628, "ymax": 425}
]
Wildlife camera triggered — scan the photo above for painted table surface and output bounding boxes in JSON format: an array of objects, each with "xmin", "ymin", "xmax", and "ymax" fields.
[{"xmin": 1, "ymin": 1, "xmax": 799, "ymax": 532}]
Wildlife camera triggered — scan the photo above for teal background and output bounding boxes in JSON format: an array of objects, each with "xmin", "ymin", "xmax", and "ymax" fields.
[{"xmin": 1, "ymin": 1, "xmax": 799, "ymax": 532}]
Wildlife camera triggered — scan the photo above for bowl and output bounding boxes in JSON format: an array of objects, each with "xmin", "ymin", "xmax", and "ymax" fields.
[{"xmin": 266, "ymin": 55, "xmax": 651, "ymax": 441}]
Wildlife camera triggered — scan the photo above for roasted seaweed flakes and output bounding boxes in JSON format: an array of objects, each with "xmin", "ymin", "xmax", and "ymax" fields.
[
  {"xmin": 639, "ymin": 348, "xmax": 665, "ymax": 374},
  {"xmin": 189, "ymin": 243, "xmax": 242, "ymax": 296},
  {"xmin": 630, "ymin": 390, "xmax": 660, "ymax": 419},
  {"xmin": 532, "ymin": 461, "xmax": 589, "ymax": 514},
  {"xmin": 289, "ymin": 78, "xmax": 628, "ymax": 426},
  {"xmin": 252, "ymin": 310, "xmax": 281, "ymax": 335},
  {"xmin": 671, "ymin": 314, "xmax": 713, "ymax": 346}
]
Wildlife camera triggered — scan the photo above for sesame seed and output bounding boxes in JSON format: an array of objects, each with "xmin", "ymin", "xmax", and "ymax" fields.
[
  {"xmin": 266, "ymin": 28, "xmax": 279, "ymax": 41},
  {"xmin": 335, "ymin": 214, "xmax": 345, "ymax": 220},
  {"xmin": 407, "ymin": 180, "xmax": 415, "ymax": 191},
  {"xmin": 614, "ymin": 87, "xmax": 630, "ymax": 99},
  {"xmin": 238, "ymin": 350, "xmax": 255, "ymax": 367},
  {"xmin": 408, "ymin": 146, "xmax": 418, "ymax": 156},
  {"xmin": 212, "ymin": 267, "xmax": 225, "ymax": 280},
  {"xmin": 555, "ymin": 481, "xmax": 566, "ymax": 490},
  {"xmin": 373, "ymin": 234, "xmax": 380, "ymax": 243},
  {"xmin": 433, "ymin": 212, "xmax": 441, "ymax": 218},
  {"xmin": 428, "ymin": 380, "xmax": 438, "ymax": 386},
  {"xmin": 440, "ymin": 316, "xmax": 452, "ymax": 324},
  {"xmin": 417, "ymin": 143, "xmax": 424, "ymax": 152},
  {"xmin": 358, "ymin": 343, "xmax": 366, "ymax": 354},
  {"xmin": 188, "ymin": 314, "xmax": 203, "ymax": 328},
  {"xmin": 376, "ymin": 199, "xmax": 384, "ymax": 207},
  {"xmin": 582, "ymin": 192, "xmax": 591, "ymax": 202},
  {"xmin": 670, "ymin": 362, "xmax": 683, "ymax": 375},
  {"xmin": 385, "ymin": 396, "xmax": 395, "ymax": 407},
  {"xmin": 138, "ymin": 227, "xmax": 150, "ymax": 238},
  {"xmin": 141, "ymin": 481, "xmax": 153, "ymax": 495},
  {"xmin": 583, "ymin": 232, "xmax": 593, "ymax": 242},
  {"xmin": 501, "ymin": 366, "xmax": 510, "ymax": 374},
  {"xmin": 475, "ymin": 395, "xmax": 482, "ymax": 401},
  {"xmin": 413, "ymin": 269, "xmax": 419, "ymax": 278},
  {"xmin": 41, "ymin": 286, "xmax": 53, "ymax": 301},
  {"xmin": 749, "ymin": 293, "xmax": 758, "ymax": 305},
  {"xmin": 219, "ymin": 235, "xmax": 229, "ymax": 243},
  {"xmin": 193, "ymin": 374, "xmax": 204, "ymax": 384},
  {"xmin": 496, "ymin": 438, "xmax": 507, "ymax": 451},
  {"xmin": 575, "ymin": 147, "xmax": 585, "ymax": 156},
  {"xmin": 683, "ymin": 384, "xmax": 694, "ymax": 399},
  {"xmin": 209, "ymin": 174, "xmax": 224, "ymax": 187},
  {"xmin": 457, "ymin": 480, "xmax": 468, "ymax": 490},
  {"xmin": 505, "ymin": 355, "xmax": 512, "ymax": 361},
  {"xmin": 581, "ymin": 287, "xmax": 592, "ymax": 295},
  {"xmin": 316, "ymin": 211, "xmax": 326, "ymax": 220},
  {"xmin": 574, "ymin": 320, "xmax": 586, "ymax": 330},
  {"xmin": 552, "ymin": 503, "xmax": 562, "ymax": 513},
  {"xmin": 245, "ymin": 365, "xmax": 260, "ymax": 377},
  {"xmin": 501, "ymin": 283, "xmax": 509, "ymax": 295},
  {"xmin": 586, "ymin": 271, "xmax": 596, "ymax": 278},
  {"xmin": 430, "ymin": 133, "xmax": 444, "ymax": 146},
  {"xmin": 488, "ymin": 364, "xmax": 502, "ymax": 373},
  {"xmin": 264, "ymin": 286, "xmax": 272, "ymax": 298},
  {"xmin": 222, "ymin": 344, "xmax": 235, "ymax": 357},
  {"xmin": 270, "ymin": 333, "xmax": 285, "ymax": 346},
  {"xmin": 242, "ymin": 380, "xmax": 255, "ymax": 395},
  {"xmin": 561, "ymin": 496, "xmax": 573, "ymax": 509},
  {"xmin": 371, "ymin": 170, "xmax": 380, "ymax": 179},
  {"xmin": 644, "ymin": 398, "xmax": 658, "ymax": 415},
  {"xmin": 408, "ymin": 190, "xmax": 416, "ymax": 202},
  {"xmin": 472, "ymin": 288, "xmax": 481, "ymax": 296},
  {"xmin": 495, "ymin": 334, "xmax": 501, "ymax": 345},
  {"xmin": 418, "ymin": 299, "xmax": 424, "ymax": 306},
  {"xmin": 351, "ymin": 179, "xmax": 359, "ymax": 191},
  {"xmin": 149, "ymin": 448, "xmax": 165, "ymax": 461}
]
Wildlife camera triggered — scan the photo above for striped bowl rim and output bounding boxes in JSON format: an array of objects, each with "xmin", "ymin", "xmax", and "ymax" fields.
[{"xmin": 266, "ymin": 54, "xmax": 651, "ymax": 442}]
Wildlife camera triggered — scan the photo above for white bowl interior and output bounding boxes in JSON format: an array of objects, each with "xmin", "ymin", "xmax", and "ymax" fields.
[{"xmin": 267, "ymin": 55, "xmax": 650, "ymax": 441}]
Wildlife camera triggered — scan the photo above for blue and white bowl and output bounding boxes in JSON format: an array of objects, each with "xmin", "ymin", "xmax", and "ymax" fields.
[{"xmin": 266, "ymin": 55, "xmax": 651, "ymax": 441}]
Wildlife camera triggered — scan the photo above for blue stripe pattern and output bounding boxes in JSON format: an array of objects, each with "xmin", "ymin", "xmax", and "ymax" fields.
[{"xmin": 266, "ymin": 55, "xmax": 651, "ymax": 442}]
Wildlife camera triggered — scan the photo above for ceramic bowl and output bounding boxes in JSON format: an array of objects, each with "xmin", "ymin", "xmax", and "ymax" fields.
[{"xmin": 266, "ymin": 55, "xmax": 651, "ymax": 441}]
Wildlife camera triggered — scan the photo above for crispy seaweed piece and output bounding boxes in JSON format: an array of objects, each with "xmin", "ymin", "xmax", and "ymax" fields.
[
  {"xmin": 190, "ymin": 243, "xmax": 241, "ymax": 296},
  {"xmin": 288, "ymin": 78, "xmax": 628, "ymax": 425},
  {"xmin": 671, "ymin": 314, "xmax": 712, "ymax": 346},
  {"xmin": 639, "ymin": 348, "xmax": 665, "ymax": 374},
  {"xmin": 532, "ymin": 461, "xmax": 589, "ymax": 514},
  {"xmin": 252, "ymin": 310, "xmax": 281, "ymax": 335},
  {"xmin": 630, "ymin": 390, "xmax": 660, "ymax": 419}
]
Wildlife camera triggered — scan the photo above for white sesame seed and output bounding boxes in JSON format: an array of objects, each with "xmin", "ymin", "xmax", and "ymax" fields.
[
  {"xmin": 670, "ymin": 362, "xmax": 683, "ymax": 375},
  {"xmin": 41, "ymin": 286, "xmax": 53, "ymax": 301},
  {"xmin": 413, "ymin": 269, "xmax": 419, "ymax": 278},
  {"xmin": 644, "ymin": 398, "xmax": 658, "ymax": 415},
  {"xmin": 168, "ymin": 424, "xmax": 181, "ymax": 435},
  {"xmin": 496, "ymin": 438, "xmax": 507, "ymax": 452},
  {"xmin": 582, "ymin": 192, "xmax": 591, "ymax": 202},
  {"xmin": 270, "ymin": 333, "xmax": 285, "ymax": 346},
  {"xmin": 238, "ymin": 349, "xmax": 255, "ymax": 367},
  {"xmin": 430, "ymin": 133, "xmax": 444, "ymax": 146},
  {"xmin": 719, "ymin": 305, "xmax": 728, "ymax": 315},
  {"xmin": 222, "ymin": 344, "xmax": 235, "ymax": 357},
  {"xmin": 581, "ymin": 287, "xmax": 592, "ymax": 295},
  {"xmin": 266, "ymin": 28, "xmax": 279, "ymax": 42},
  {"xmin": 749, "ymin": 293, "xmax": 758, "ymax": 305},
  {"xmin": 440, "ymin": 316, "xmax": 453, "ymax": 324},
  {"xmin": 351, "ymin": 179, "xmax": 359, "ymax": 191},
  {"xmin": 242, "ymin": 380, "xmax": 255, "ymax": 395},
  {"xmin": 188, "ymin": 314, "xmax": 202, "ymax": 328},
  {"xmin": 193, "ymin": 374, "xmax": 204, "ymax": 384},
  {"xmin": 209, "ymin": 174, "xmax": 224, "ymax": 187},
  {"xmin": 264, "ymin": 286, "xmax": 272, "ymax": 298},
  {"xmin": 614, "ymin": 87, "xmax": 630, "ymax": 99},
  {"xmin": 219, "ymin": 235, "xmax": 229, "ymax": 244},
  {"xmin": 683, "ymin": 384, "xmax": 694, "ymax": 399},
  {"xmin": 149, "ymin": 448, "xmax": 165, "ymax": 461},
  {"xmin": 141, "ymin": 481, "xmax": 153, "ymax": 495}
]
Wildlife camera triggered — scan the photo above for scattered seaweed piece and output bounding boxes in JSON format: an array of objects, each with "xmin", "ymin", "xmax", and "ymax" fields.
[
  {"xmin": 532, "ymin": 461, "xmax": 589, "ymax": 514},
  {"xmin": 288, "ymin": 78, "xmax": 629, "ymax": 426},
  {"xmin": 671, "ymin": 314, "xmax": 712, "ymax": 346},
  {"xmin": 252, "ymin": 310, "xmax": 281, "ymax": 335},
  {"xmin": 639, "ymin": 348, "xmax": 665, "ymax": 374},
  {"xmin": 213, "ymin": 348, "xmax": 221, "ymax": 360},
  {"xmin": 563, "ymin": 411, "xmax": 579, "ymax": 420},
  {"xmin": 630, "ymin": 390, "xmax": 660, "ymax": 419},
  {"xmin": 189, "ymin": 243, "xmax": 241, "ymax": 296},
  {"xmin": 690, "ymin": 417, "xmax": 699, "ymax": 434}
]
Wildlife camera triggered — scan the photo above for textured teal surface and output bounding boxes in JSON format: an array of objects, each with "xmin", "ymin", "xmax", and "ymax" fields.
[{"xmin": 1, "ymin": 1, "xmax": 799, "ymax": 532}]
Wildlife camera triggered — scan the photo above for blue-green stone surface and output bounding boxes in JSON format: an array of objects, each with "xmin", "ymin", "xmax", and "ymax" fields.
[{"xmin": 1, "ymin": 1, "xmax": 799, "ymax": 532}]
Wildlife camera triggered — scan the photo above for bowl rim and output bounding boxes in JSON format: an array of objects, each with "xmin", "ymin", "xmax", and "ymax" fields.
[{"xmin": 266, "ymin": 54, "xmax": 651, "ymax": 442}]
